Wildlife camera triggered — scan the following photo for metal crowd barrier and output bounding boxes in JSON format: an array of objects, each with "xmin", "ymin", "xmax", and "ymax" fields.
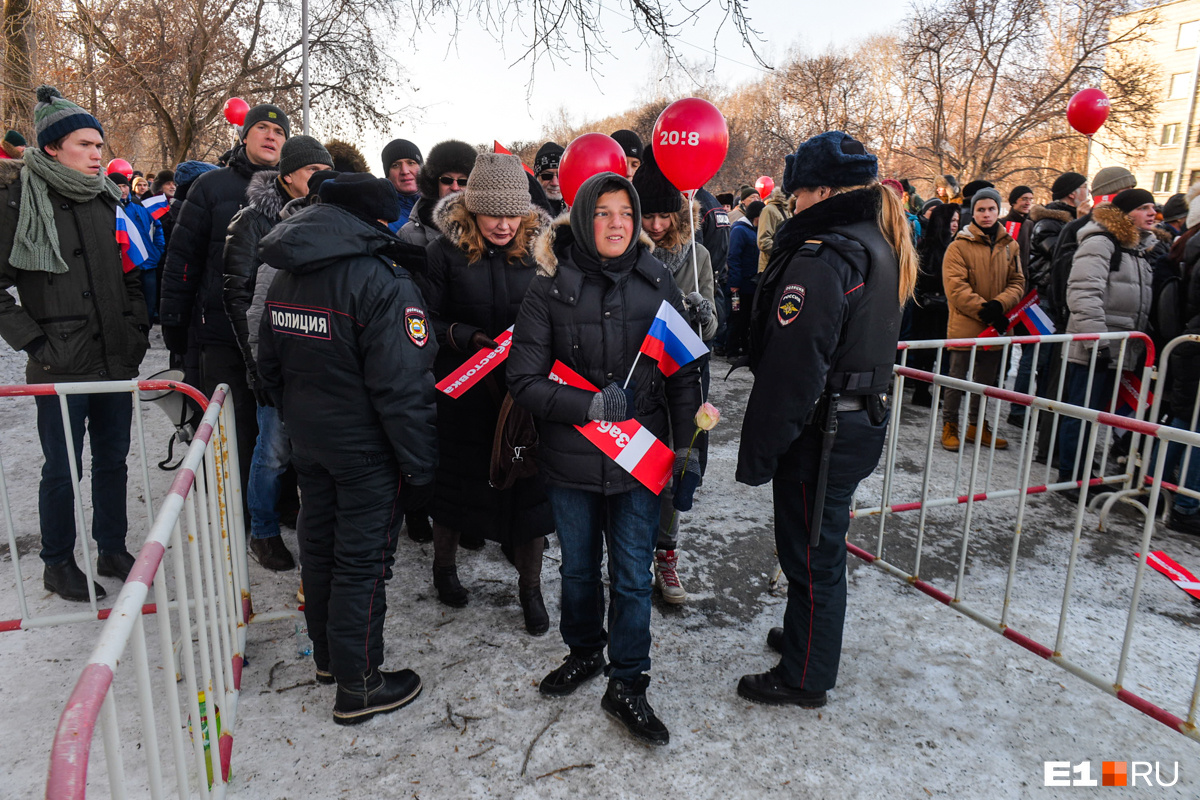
[
  {"xmin": 849, "ymin": 360, "xmax": 1199, "ymax": 744},
  {"xmin": 35, "ymin": 383, "xmax": 250, "ymax": 798}
]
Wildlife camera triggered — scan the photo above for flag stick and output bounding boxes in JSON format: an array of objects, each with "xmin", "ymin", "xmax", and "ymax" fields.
[
  {"xmin": 623, "ymin": 352, "xmax": 642, "ymax": 390},
  {"xmin": 687, "ymin": 189, "xmax": 703, "ymax": 338}
]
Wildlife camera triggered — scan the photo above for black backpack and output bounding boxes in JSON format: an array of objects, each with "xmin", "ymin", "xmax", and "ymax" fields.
[
  {"xmin": 1150, "ymin": 252, "xmax": 1188, "ymax": 346},
  {"xmin": 1046, "ymin": 226, "xmax": 1129, "ymax": 329}
]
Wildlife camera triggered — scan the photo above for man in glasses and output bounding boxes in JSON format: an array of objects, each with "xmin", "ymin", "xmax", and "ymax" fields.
[
  {"xmin": 382, "ymin": 138, "xmax": 424, "ymax": 232},
  {"xmin": 534, "ymin": 142, "xmax": 565, "ymax": 216}
]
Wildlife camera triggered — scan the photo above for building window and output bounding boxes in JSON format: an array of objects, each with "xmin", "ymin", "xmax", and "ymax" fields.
[
  {"xmin": 1170, "ymin": 72, "xmax": 1192, "ymax": 99},
  {"xmin": 1154, "ymin": 172, "xmax": 1175, "ymax": 193},
  {"xmin": 1180, "ymin": 21, "xmax": 1200, "ymax": 49},
  {"xmin": 1190, "ymin": 170, "xmax": 1200, "ymax": 188},
  {"xmin": 1163, "ymin": 123, "xmax": 1182, "ymax": 144}
]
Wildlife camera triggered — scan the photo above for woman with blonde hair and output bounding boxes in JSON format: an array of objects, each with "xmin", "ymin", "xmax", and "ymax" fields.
[
  {"xmin": 423, "ymin": 153, "xmax": 554, "ymax": 635},
  {"xmin": 736, "ymin": 131, "xmax": 917, "ymax": 708}
]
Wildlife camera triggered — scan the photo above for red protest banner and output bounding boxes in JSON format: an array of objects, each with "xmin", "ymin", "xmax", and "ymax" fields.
[
  {"xmin": 548, "ymin": 360, "xmax": 674, "ymax": 494},
  {"xmin": 435, "ymin": 327, "xmax": 514, "ymax": 399}
]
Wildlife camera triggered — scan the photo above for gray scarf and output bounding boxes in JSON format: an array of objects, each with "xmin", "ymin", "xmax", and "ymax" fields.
[{"xmin": 11, "ymin": 148, "xmax": 121, "ymax": 274}]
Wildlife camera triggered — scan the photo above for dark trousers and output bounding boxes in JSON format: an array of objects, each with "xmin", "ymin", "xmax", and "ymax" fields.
[
  {"xmin": 293, "ymin": 446, "xmax": 403, "ymax": 680},
  {"xmin": 35, "ymin": 393, "xmax": 133, "ymax": 564},
  {"xmin": 725, "ymin": 277, "xmax": 757, "ymax": 357},
  {"xmin": 139, "ymin": 268, "xmax": 159, "ymax": 324},
  {"xmin": 772, "ymin": 477, "xmax": 858, "ymax": 692},
  {"xmin": 199, "ymin": 343, "xmax": 257, "ymax": 499},
  {"xmin": 546, "ymin": 485, "xmax": 659, "ymax": 682},
  {"xmin": 1058, "ymin": 364, "xmax": 1117, "ymax": 483},
  {"xmin": 943, "ymin": 349, "xmax": 1002, "ymax": 424}
]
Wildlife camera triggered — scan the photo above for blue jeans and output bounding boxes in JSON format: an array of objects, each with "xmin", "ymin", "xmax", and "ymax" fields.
[
  {"xmin": 139, "ymin": 268, "xmax": 158, "ymax": 324},
  {"xmin": 1058, "ymin": 363, "xmax": 1116, "ymax": 483},
  {"xmin": 1162, "ymin": 416, "xmax": 1200, "ymax": 514},
  {"xmin": 35, "ymin": 393, "xmax": 133, "ymax": 564},
  {"xmin": 248, "ymin": 405, "xmax": 292, "ymax": 539},
  {"xmin": 546, "ymin": 485, "xmax": 660, "ymax": 682}
]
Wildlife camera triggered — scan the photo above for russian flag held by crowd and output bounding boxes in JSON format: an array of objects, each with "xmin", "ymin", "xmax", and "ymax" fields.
[
  {"xmin": 115, "ymin": 205, "xmax": 149, "ymax": 273},
  {"xmin": 141, "ymin": 193, "xmax": 170, "ymax": 220},
  {"xmin": 639, "ymin": 300, "xmax": 709, "ymax": 376},
  {"xmin": 1017, "ymin": 298, "xmax": 1056, "ymax": 335}
]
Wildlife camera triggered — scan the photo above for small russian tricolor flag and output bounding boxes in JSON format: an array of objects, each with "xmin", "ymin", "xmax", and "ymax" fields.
[
  {"xmin": 115, "ymin": 205, "xmax": 149, "ymax": 273},
  {"xmin": 1018, "ymin": 302, "xmax": 1056, "ymax": 335},
  {"xmin": 638, "ymin": 300, "xmax": 709, "ymax": 376},
  {"xmin": 141, "ymin": 193, "xmax": 170, "ymax": 220}
]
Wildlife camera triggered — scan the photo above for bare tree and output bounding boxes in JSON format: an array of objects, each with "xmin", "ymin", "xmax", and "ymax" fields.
[{"xmin": 1, "ymin": 0, "xmax": 34, "ymax": 126}]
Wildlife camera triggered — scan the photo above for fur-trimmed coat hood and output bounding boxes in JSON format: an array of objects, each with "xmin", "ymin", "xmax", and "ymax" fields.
[
  {"xmin": 243, "ymin": 170, "xmax": 288, "ymax": 219},
  {"xmin": 532, "ymin": 213, "xmax": 655, "ymax": 278},
  {"xmin": 1028, "ymin": 203, "xmax": 1074, "ymax": 225},
  {"xmin": 0, "ymin": 156, "xmax": 21, "ymax": 188},
  {"xmin": 1079, "ymin": 203, "xmax": 1156, "ymax": 250}
]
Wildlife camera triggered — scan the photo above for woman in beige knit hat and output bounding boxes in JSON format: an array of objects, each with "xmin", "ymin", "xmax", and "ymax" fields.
[{"xmin": 422, "ymin": 153, "xmax": 555, "ymax": 635}]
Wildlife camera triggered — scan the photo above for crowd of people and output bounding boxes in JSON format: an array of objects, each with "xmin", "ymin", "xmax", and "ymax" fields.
[{"xmin": 1, "ymin": 83, "xmax": 1197, "ymax": 746}]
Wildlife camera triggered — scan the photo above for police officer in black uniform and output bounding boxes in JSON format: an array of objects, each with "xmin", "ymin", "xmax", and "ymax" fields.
[{"xmin": 735, "ymin": 132, "xmax": 918, "ymax": 707}]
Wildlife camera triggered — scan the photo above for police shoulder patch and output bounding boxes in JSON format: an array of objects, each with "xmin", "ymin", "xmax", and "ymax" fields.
[
  {"xmin": 777, "ymin": 284, "xmax": 805, "ymax": 326},
  {"xmin": 405, "ymin": 307, "xmax": 429, "ymax": 347}
]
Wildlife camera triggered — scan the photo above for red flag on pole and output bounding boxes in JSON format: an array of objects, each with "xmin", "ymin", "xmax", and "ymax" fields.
[{"xmin": 494, "ymin": 141, "xmax": 535, "ymax": 176}]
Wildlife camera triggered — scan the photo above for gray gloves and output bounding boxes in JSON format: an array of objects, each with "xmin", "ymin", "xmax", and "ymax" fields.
[
  {"xmin": 684, "ymin": 291, "xmax": 714, "ymax": 326},
  {"xmin": 588, "ymin": 381, "xmax": 637, "ymax": 421}
]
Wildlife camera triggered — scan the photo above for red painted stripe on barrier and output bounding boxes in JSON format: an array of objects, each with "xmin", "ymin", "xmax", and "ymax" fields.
[
  {"xmin": 845, "ymin": 542, "xmax": 876, "ymax": 563},
  {"xmin": 0, "ymin": 619, "xmax": 20, "ymax": 632},
  {"xmin": 127, "ymin": 541, "xmax": 165, "ymax": 587},
  {"xmin": 1001, "ymin": 628, "xmax": 1054, "ymax": 659},
  {"xmin": 1096, "ymin": 410, "xmax": 1159, "ymax": 437},
  {"xmin": 219, "ymin": 732, "xmax": 233, "ymax": 781},
  {"xmin": 233, "ymin": 654, "xmax": 243, "ymax": 691},
  {"xmin": 1116, "ymin": 689, "xmax": 1188, "ymax": 731},
  {"xmin": 45, "ymin": 662, "xmax": 114, "ymax": 800},
  {"xmin": 910, "ymin": 578, "xmax": 953, "ymax": 606},
  {"xmin": 0, "ymin": 604, "xmax": 161, "ymax": 633}
]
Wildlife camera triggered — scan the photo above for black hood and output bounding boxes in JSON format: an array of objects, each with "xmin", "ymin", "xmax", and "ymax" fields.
[
  {"xmin": 258, "ymin": 202, "xmax": 417, "ymax": 275},
  {"xmin": 227, "ymin": 144, "xmax": 275, "ymax": 180},
  {"xmin": 774, "ymin": 186, "xmax": 880, "ymax": 254}
]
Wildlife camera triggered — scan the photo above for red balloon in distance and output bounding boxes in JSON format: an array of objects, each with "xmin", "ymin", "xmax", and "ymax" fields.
[
  {"xmin": 558, "ymin": 133, "xmax": 628, "ymax": 207},
  {"xmin": 224, "ymin": 97, "xmax": 250, "ymax": 127},
  {"xmin": 755, "ymin": 176, "xmax": 775, "ymax": 198},
  {"xmin": 652, "ymin": 98, "xmax": 729, "ymax": 191},
  {"xmin": 105, "ymin": 159, "xmax": 133, "ymax": 180},
  {"xmin": 1066, "ymin": 88, "xmax": 1110, "ymax": 137}
]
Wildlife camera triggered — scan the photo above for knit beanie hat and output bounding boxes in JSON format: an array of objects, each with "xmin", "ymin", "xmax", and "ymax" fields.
[
  {"xmin": 305, "ymin": 169, "xmax": 340, "ymax": 202},
  {"xmin": 1008, "ymin": 185, "xmax": 1033, "ymax": 205},
  {"xmin": 744, "ymin": 200, "xmax": 766, "ymax": 221},
  {"xmin": 34, "ymin": 86, "xmax": 103, "ymax": 149},
  {"xmin": 240, "ymin": 104, "xmax": 290, "ymax": 141},
  {"xmin": 1162, "ymin": 192, "xmax": 1188, "ymax": 222},
  {"xmin": 1050, "ymin": 171, "xmax": 1087, "ymax": 200},
  {"xmin": 1112, "ymin": 188, "xmax": 1155, "ymax": 214},
  {"xmin": 108, "ymin": 172, "xmax": 130, "ymax": 187},
  {"xmin": 1091, "ymin": 166, "xmax": 1136, "ymax": 198},
  {"xmin": 381, "ymin": 139, "xmax": 423, "ymax": 174},
  {"xmin": 463, "ymin": 153, "xmax": 530, "ymax": 217},
  {"xmin": 417, "ymin": 140, "xmax": 478, "ymax": 198},
  {"xmin": 631, "ymin": 144, "xmax": 682, "ymax": 215},
  {"xmin": 971, "ymin": 186, "xmax": 1002, "ymax": 211},
  {"xmin": 534, "ymin": 142, "xmax": 564, "ymax": 174},
  {"xmin": 920, "ymin": 198, "xmax": 944, "ymax": 216},
  {"xmin": 278, "ymin": 135, "xmax": 333, "ymax": 177},
  {"xmin": 782, "ymin": 131, "xmax": 878, "ymax": 194},
  {"xmin": 962, "ymin": 179, "xmax": 994, "ymax": 199},
  {"xmin": 610, "ymin": 130, "xmax": 643, "ymax": 161},
  {"xmin": 881, "ymin": 178, "xmax": 904, "ymax": 196},
  {"xmin": 4, "ymin": 129, "xmax": 24, "ymax": 147},
  {"xmin": 319, "ymin": 173, "xmax": 401, "ymax": 223},
  {"xmin": 739, "ymin": 186, "xmax": 759, "ymax": 202}
]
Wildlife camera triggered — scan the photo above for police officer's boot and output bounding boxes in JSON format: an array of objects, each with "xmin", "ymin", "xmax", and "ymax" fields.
[{"xmin": 333, "ymin": 667, "xmax": 422, "ymax": 725}]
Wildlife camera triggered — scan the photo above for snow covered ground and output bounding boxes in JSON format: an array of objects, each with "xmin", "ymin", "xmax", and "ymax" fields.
[{"xmin": 2, "ymin": 338, "xmax": 1198, "ymax": 799}]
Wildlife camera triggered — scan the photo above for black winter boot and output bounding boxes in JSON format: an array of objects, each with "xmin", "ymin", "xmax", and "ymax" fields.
[
  {"xmin": 766, "ymin": 626, "xmax": 784, "ymax": 653},
  {"xmin": 96, "ymin": 550, "xmax": 137, "ymax": 580},
  {"xmin": 601, "ymin": 674, "xmax": 669, "ymax": 746},
  {"xmin": 737, "ymin": 664, "xmax": 827, "ymax": 708},
  {"xmin": 44, "ymin": 559, "xmax": 106, "ymax": 602},
  {"xmin": 519, "ymin": 587, "xmax": 549, "ymax": 636},
  {"xmin": 333, "ymin": 667, "xmax": 422, "ymax": 725},
  {"xmin": 433, "ymin": 566, "xmax": 469, "ymax": 608},
  {"xmin": 539, "ymin": 651, "xmax": 606, "ymax": 696}
]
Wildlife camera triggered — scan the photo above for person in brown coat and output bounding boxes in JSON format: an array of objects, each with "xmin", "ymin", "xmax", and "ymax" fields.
[{"xmin": 940, "ymin": 187, "xmax": 1025, "ymax": 451}]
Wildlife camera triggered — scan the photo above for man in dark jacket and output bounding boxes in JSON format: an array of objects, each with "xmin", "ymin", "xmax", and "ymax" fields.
[
  {"xmin": 382, "ymin": 138, "xmax": 423, "ymax": 231},
  {"xmin": 223, "ymin": 135, "xmax": 333, "ymax": 571},
  {"xmin": 0, "ymin": 86, "xmax": 150, "ymax": 601},
  {"xmin": 533, "ymin": 142, "xmax": 565, "ymax": 216},
  {"xmin": 725, "ymin": 200, "xmax": 765, "ymax": 357},
  {"xmin": 159, "ymin": 103, "xmax": 290, "ymax": 499},
  {"xmin": 257, "ymin": 172, "xmax": 437, "ymax": 724}
]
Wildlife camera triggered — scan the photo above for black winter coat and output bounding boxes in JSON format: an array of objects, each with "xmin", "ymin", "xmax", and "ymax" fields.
[
  {"xmin": 424, "ymin": 194, "xmax": 553, "ymax": 540},
  {"xmin": 508, "ymin": 218, "xmax": 703, "ymax": 495},
  {"xmin": 0, "ymin": 159, "xmax": 149, "ymax": 383},
  {"xmin": 1028, "ymin": 201, "xmax": 1076, "ymax": 293},
  {"xmin": 223, "ymin": 171, "xmax": 289, "ymax": 378},
  {"xmin": 1169, "ymin": 233, "xmax": 1200, "ymax": 416},
  {"xmin": 256, "ymin": 204, "xmax": 438, "ymax": 483},
  {"xmin": 160, "ymin": 146, "xmax": 275, "ymax": 346}
]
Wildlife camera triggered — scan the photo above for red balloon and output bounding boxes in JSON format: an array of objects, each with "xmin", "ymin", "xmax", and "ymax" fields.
[
  {"xmin": 1067, "ymin": 88, "xmax": 1110, "ymax": 137},
  {"xmin": 558, "ymin": 133, "xmax": 628, "ymax": 207},
  {"xmin": 652, "ymin": 98, "xmax": 729, "ymax": 191},
  {"xmin": 754, "ymin": 176, "xmax": 775, "ymax": 198},
  {"xmin": 105, "ymin": 159, "xmax": 133, "ymax": 180},
  {"xmin": 223, "ymin": 97, "xmax": 250, "ymax": 127}
]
